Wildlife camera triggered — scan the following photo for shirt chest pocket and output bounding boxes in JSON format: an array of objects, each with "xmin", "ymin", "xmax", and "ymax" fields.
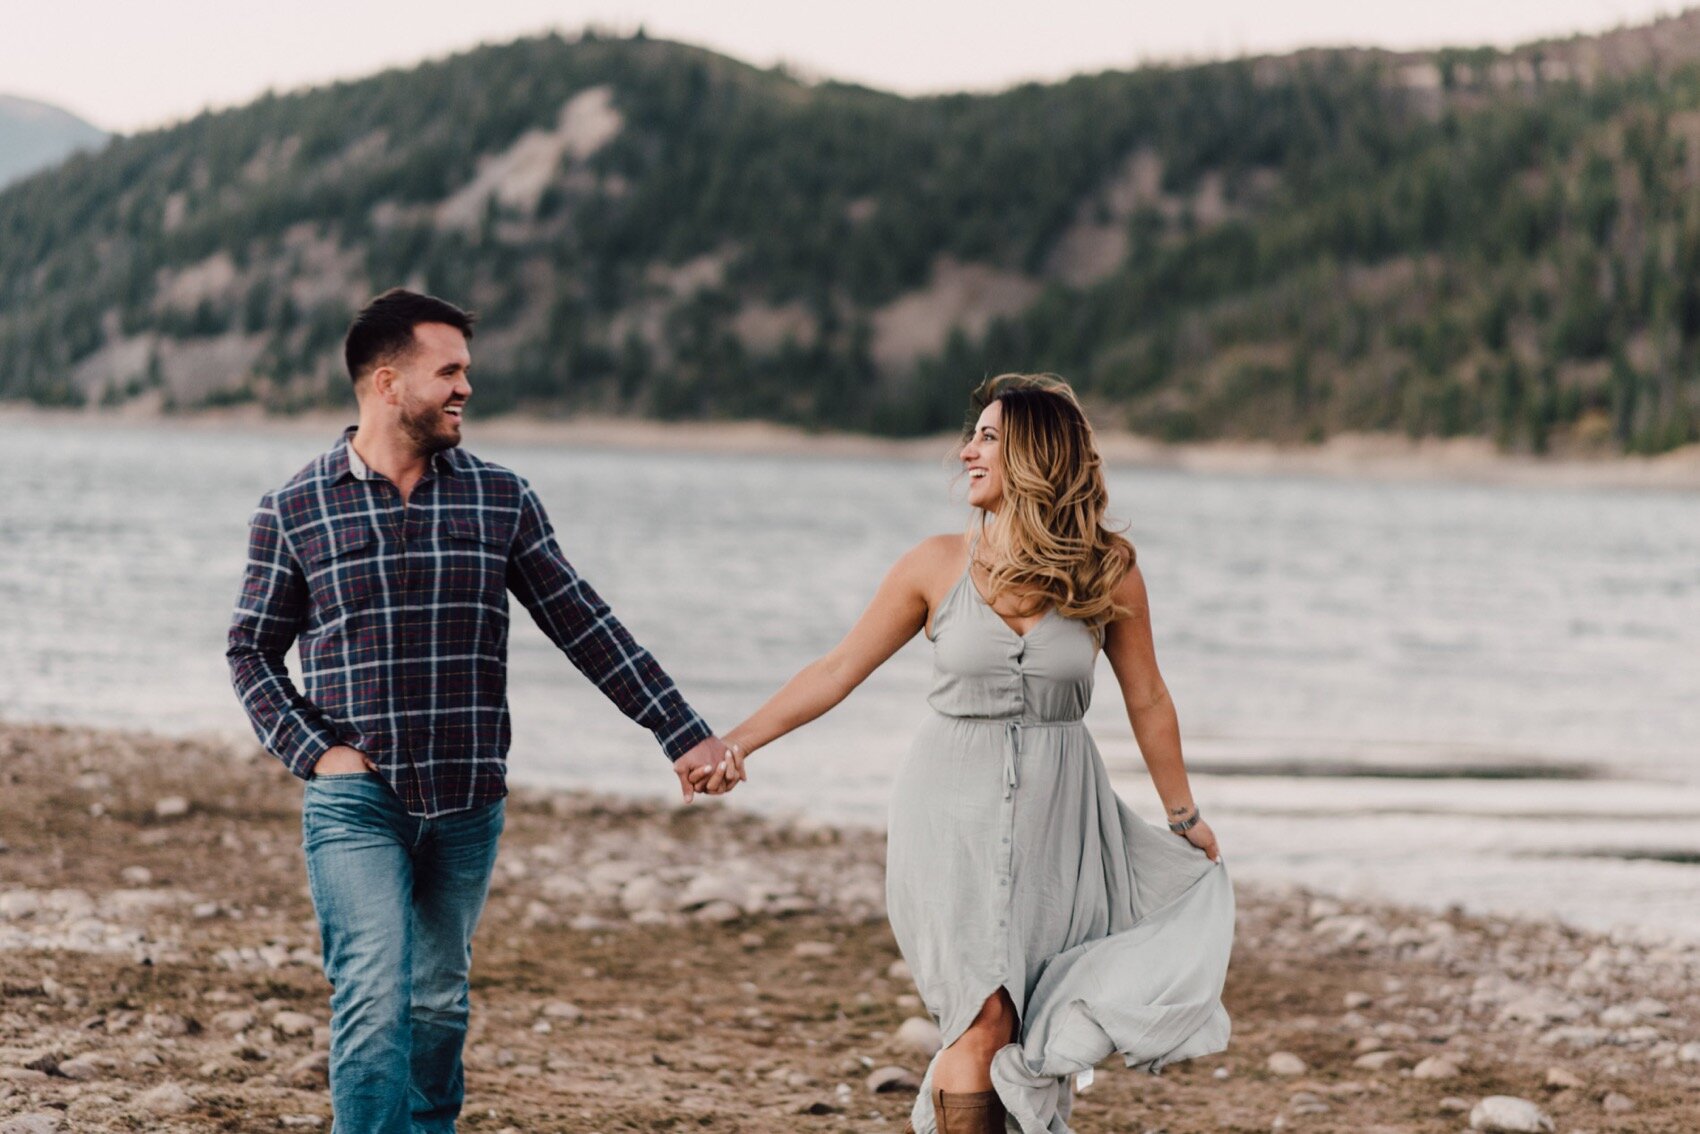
[
  {"xmin": 434, "ymin": 517, "xmax": 507, "ymax": 604},
  {"xmin": 299, "ymin": 524, "xmax": 381, "ymax": 618}
]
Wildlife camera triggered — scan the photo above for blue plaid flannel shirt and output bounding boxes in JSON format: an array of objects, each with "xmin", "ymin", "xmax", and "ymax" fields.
[{"xmin": 227, "ymin": 428, "xmax": 712, "ymax": 817}]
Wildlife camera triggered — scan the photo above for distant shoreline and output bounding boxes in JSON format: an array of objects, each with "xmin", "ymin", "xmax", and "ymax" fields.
[{"xmin": 4, "ymin": 404, "xmax": 1698, "ymax": 490}]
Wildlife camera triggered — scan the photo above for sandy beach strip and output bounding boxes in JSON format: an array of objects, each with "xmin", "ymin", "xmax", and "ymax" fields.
[
  {"xmin": 4, "ymin": 404, "xmax": 1698, "ymax": 491},
  {"xmin": 1, "ymin": 721, "xmax": 1698, "ymax": 1132}
]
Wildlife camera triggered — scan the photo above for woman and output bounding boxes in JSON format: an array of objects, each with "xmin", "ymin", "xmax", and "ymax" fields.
[{"xmin": 699, "ymin": 374, "xmax": 1233, "ymax": 1134}]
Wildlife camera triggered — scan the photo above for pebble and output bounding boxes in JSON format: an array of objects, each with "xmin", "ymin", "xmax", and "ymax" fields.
[
  {"xmin": 1411, "ymin": 1055, "xmax": 1460, "ymax": 1079},
  {"xmin": 541, "ymin": 1001, "xmax": 583, "ymax": 1022},
  {"xmin": 1678, "ymin": 1041, "xmax": 1700, "ymax": 1063},
  {"xmin": 618, "ymin": 875, "xmax": 669, "ymax": 915},
  {"xmin": 1468, "ymin": 1095, "xmax": 1555, "ymax": 1133},
  {"xmin": 278, "ymin": 1119, "xmax": 325, "ymax": 1129},
  {"xmin": 866, "ymin": 1065, "xmax": 921, "ymax": 1094},
  {"xmin": 273, "ymin": 1011, "xmax": 318, "ymax": 1037},
  {"xmin": 212, "ymin": 1009, "xmax": 257, "ymax": 1033},
  {"xmin": 674, "ymin": 873, "xmax": 752, "ymax": 913},
  {"xmin": 1289, "ymin": 1091, "xmax": 1330, "ymax": 1115},
  {"xmin": 143, "ymin": 1012, "xmax": 189, "ymax": 1036},
  {"xmin": 1342, "ymin": 990, "xmax": 1373, "ymax": 1010},
  {"xmin": 1542, "ymin": 1067, "xmax": 1583, "ymax": 1089},
  {"xmin": 1539, "ymin": 1025, "xmax": 1609, "ymax": 1049},
  {"xmin": 0, "ymin": 1069, "xmax": 49, "ymax": 1084},
  {"xmin": 1499, "ymin": 991, "xmax": 1583, "ymax": 1026},
  {"xmin": 1353, "ymin": 1051, "xmax": 1401, "ymax": 1071},
  {"xmin": 137, "ymin": 1081, "xmax": 196, "ymax": 1116},
  {"xmin": 55, "ymin": 1055, "xmax": 102, "ymax": 1081},
  {"xmin": 692, "ymin": 900, "xmax": 741, "ymax": 923},
  {"xmin": 0, "ymin": 1116, "xmax": 61, "ymax": 1134},
  {"xmin": 154, "ymin": 796, "xmax": 191, "ymax": 819},
  {"xmin": 0, "ymin": 891, "xmax": 41, "ymax": 919},
  {"xmin": 119, "ymin": 866, "xmax": 154, "ymax": 885},
  {"xmin": 887, "ymin": 959, "xmax": 912, "ymax": 983},
  {"xmin": 285, "ymin": 1052, "xmax": 329, "ymax": 1089},
  {"xmin": 1439, "ymin": 1096, "xmax": 1471, "ymax": 1114},
  {"xmin": 792, "ymin": 941, "xmax": 837, "ymax": 958},
  {"xmin": 895, "ymin": 1017, "xmax": 942, "ymax": 1056},
  {"xmin": 1601, "ymin": 1091, "xmax": 1635, "ymax": 1113},
  {"xmin": 1266, "ymin": 1051, "xmax": 1307, "ymax": 1076}
]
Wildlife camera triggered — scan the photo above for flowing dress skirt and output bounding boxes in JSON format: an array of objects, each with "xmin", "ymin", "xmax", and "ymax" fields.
[{"xmin": 886, "ymin": 714, "xmax": 1234, "ymax": 1134}]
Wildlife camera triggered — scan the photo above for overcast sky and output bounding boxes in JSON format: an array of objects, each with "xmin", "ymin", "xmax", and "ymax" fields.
[{"xmin": 7, "ymin": 0, "xmax": 1686, "ymax": 132}]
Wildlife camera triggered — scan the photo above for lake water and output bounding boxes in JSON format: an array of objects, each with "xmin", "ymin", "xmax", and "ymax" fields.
[{"xmin": 4, "ymin": 418, "xmax": 1698, "ymax": 939}]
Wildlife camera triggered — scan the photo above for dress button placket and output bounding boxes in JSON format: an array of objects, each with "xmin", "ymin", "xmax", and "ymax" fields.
[{"xmin": 999, "ymin": 639, "xmax": 1023, "ymax": 949}]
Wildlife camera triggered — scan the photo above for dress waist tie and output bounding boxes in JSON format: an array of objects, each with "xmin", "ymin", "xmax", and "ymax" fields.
[{"xmin": 996, "ymin": 719, "xmax": 1081, "ymax": 801}]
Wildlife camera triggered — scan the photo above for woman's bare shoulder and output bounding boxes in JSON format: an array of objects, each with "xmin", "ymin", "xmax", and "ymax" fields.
[
  {"xmin": 1108, "ymin": 559, "xmax": 1150, "ymax": 619},
  {"xmin": 892, "ymin": 533, "xmax": 968, "ymax": 589}
]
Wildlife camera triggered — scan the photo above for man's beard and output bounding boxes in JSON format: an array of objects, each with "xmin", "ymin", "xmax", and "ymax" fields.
[{"xmin": 398, "ymin": 397, "xmax": 461, "ymax": 456}]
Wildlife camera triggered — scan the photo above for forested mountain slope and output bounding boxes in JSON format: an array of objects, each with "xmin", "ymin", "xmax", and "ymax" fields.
[{"xmin": 5, "ymin": 18, "xmax": 1700, "ymax": 452}]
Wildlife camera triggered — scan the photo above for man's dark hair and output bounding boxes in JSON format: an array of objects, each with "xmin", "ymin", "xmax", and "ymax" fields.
[{"xmin": 344, "ymin": 289, "xmax": 476, "ymax": 384}]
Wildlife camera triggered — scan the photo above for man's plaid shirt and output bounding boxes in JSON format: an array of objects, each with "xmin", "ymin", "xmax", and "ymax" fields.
[{"xmin": 227, "ymin": 428, "xmax": 712, "ymax": 817}]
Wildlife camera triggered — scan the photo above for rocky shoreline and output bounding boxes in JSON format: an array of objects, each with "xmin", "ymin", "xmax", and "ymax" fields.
[{"xmin": 1, "ymin": 722, "xmax": 1698, "ymax": 1132}]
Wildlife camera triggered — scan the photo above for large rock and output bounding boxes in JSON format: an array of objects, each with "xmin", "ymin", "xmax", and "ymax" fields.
[
  {"xmin": 1468, "ymin": 1096, "xmax": 1555, "ymax": 1133},
  {"xmin": 895, "ymin": 1017, "xmax": 942, "ymax": 1056}
]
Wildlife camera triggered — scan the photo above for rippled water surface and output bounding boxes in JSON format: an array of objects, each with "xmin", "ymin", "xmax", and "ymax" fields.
[{"xmin": 4, "ymin": 419, "xmax": 1697, "ymax": 937}]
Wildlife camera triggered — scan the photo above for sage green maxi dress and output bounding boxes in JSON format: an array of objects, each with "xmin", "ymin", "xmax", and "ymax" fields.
[{"xmin": 887, "ymin": 560, "xmax": 1234, "ymax": 1134}]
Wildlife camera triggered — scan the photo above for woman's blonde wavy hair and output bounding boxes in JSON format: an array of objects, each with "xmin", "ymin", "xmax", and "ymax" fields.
[{"xmin": 967, "ymin": 373, "xmax": 1135, "ymax": 628}]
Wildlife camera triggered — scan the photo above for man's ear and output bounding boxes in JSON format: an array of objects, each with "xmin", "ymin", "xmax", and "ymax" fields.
[{"xmin": 369, "ymin": 365, "xmax": 399, "ymax": 403}]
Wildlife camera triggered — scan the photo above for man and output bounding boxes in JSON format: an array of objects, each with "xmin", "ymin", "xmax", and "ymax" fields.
[{"xmin": 227, "ymin": 288, "xmax": 739, "ymax": 1133}]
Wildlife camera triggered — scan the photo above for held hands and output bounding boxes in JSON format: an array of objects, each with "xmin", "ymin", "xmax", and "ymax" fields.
[{"xmin": 673, "ymin": 736, "xmax": 748, "ymax": 803}]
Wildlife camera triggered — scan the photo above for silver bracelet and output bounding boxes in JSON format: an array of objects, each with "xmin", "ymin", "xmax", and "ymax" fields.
[{"xmin": 1168, "ymin": 808, "xmax": 1201, "ymax": 834}]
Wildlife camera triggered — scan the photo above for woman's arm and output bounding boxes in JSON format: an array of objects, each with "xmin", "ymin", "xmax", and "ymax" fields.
[
  {"xmin": 698, "ymin": 536, "xmax": 954, "ymax": 789},
  {"xmin": 1103, "ymin": 564, "xmax": 1220, "ymax": 861}
]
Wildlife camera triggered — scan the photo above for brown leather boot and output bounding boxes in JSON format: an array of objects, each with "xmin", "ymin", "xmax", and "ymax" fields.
[{"xmin": 933, "ymin": 1086, "xmax": 1007, "ymax": 1133}]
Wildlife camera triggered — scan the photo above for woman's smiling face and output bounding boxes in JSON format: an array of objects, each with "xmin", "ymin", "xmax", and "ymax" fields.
[{"xmin": 961, "ymin": 399, "xmax": 1004, "ymax": 511}]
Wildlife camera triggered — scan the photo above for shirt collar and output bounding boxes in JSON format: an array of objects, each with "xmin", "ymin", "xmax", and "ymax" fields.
[{"xmin": 334, "ymin": 426, "xmax": 457, "ymax": 483}]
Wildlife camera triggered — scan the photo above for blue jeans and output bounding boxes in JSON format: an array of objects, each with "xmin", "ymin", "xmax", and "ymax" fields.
[{"xmin": 302, "ymin": 772, "xmax": 504, "ymax": 1134}]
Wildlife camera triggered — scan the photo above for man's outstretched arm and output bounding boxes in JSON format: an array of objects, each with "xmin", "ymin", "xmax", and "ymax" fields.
[
  {"xmin": 226, "ymin": 493, "xmax": 343, "ymax": 778},
  {"xmin": 505, "ymin": 482, "xmax": 730, "ymax": 798}
]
